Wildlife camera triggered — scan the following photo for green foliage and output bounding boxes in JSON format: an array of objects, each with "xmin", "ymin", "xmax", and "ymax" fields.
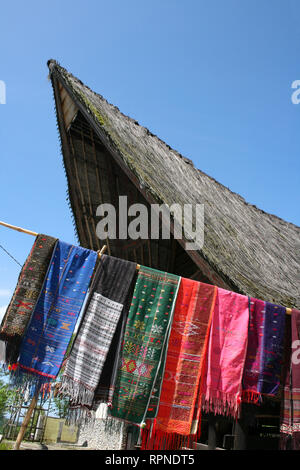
[
  {"xmin": 0, "ymin": 369, "xmax": 22, "ymax": 433},
  {"xmin": 0, "ymin": 441, "xmax": 13, "ymax": 450},
  {"xmin": 52, "ymin": 396, "xmax": 69, "ymax": 419}
]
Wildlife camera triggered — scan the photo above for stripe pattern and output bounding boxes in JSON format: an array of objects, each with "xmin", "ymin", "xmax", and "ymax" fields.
[
  {"xmin": 242, "ymin": 299, "xmax": 286, "ymax": 402},
  {"xmin": 61, "ymin": 254, "xmax": 137, "ymax": 423},
  {"xmin": 280, "ymin": 309, "xmax": 300, "ymax": 450},
  {"xmin": 60, "ymin": 293, "xmax": 124, "ymax": 406}
]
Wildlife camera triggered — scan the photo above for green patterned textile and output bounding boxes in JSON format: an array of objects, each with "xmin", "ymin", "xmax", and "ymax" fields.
[{"xmin": 111, "ymin": 266, "xmax": 181, "ymax": 425}]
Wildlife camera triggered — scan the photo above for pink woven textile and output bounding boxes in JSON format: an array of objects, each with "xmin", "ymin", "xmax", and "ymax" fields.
[{"xmin": 201, "ymin": 288, "xmax": 249, "ymax": 419}]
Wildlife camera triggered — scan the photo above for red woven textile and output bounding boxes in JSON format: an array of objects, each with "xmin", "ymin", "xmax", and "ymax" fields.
[{"xmin": 142, "ymin": 278, "xmax": 217, "ymax": 449}]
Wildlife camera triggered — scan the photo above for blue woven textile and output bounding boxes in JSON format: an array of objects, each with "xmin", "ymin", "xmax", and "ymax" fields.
[{"xmin": 16, "ymin": 240, "xmax": 97, "ymax": 387}]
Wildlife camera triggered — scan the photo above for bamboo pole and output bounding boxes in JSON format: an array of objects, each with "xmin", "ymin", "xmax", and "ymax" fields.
[
  {"xmin": 13, "ymin": 393, "xmax": 38, "ymax": 450},
  {"xmin": 0, "ymin": 220, "xmax": 38, "ymax": 237}
]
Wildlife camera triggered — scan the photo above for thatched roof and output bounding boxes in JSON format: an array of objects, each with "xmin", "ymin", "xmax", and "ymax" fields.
[{"xmin": 47, "ymin": 59, "xmax": 300, "ymax": 309}]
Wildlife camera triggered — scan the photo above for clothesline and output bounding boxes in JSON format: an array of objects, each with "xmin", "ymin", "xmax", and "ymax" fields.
[{"xmin": 0, "ymin": 218, "xmax": 291, "ymax": 314}]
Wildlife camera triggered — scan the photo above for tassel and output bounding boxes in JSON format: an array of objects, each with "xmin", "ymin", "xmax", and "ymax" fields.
[
  {"xmin": 201, "ymin": 389, "xmax": 243, "ymax": 419},
  {"xmin": 8, "ymin": 364, "xmax": 53, "ymax": 400},
  {"xmin": 141, "ymin": 428, "xmax": 196, "ymax": 450},
  {"xmin": 59, "ymin": 375, "xmax": 95, "ymax": 407}
]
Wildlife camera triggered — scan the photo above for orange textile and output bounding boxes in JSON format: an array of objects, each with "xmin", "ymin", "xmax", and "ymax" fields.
[{"xmin": 142, "ymin": 278, "xmax": 217, "ymax": 449}]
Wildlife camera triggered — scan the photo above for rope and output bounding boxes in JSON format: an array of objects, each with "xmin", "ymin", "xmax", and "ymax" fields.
[{"xmin": 0, "ymin": 243, "xmax": 22, "ymax": 267}]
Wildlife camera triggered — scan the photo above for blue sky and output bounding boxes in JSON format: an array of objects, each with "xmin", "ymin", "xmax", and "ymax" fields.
[{"xmin": 0, "ymin": 0, "xmax": 299, "ymax": 319}]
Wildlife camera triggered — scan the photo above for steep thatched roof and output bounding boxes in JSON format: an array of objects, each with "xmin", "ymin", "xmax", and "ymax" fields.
[{"xmin": 47, "ymin": 59, "xmax": 300, "ymax": 309}]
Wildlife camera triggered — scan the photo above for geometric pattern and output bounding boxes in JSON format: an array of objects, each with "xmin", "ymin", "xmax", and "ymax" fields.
[{"xmin": 111, "ymin": 266, "xmax": 180, "ymax": 425}]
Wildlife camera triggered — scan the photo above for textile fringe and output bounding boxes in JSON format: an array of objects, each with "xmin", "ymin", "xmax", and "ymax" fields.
[
  {"xmin": 59, "ymin": 374, "xmax": 95, "ymax": 408},
  {"xmin": 65, "ymin": 405, "xmax": 95, "ymax": 427},
  {"xmin": 103, "ymin": 416, "xmax": 124, "ymax": 434},
  {"xmin": 8, "ymin": 365, "xmax": 52, "ymax": 400},
  {"xmin": 141, "ymin": 424, "xmax": 197, "ymax": 450},
  {"xmin": 66, "ymin": 404, "xmax": 124, "ymax": 436},
  {"xmin": 241, "ymin": 389, "xmax": 261, "ymax": 405},
  {"xmin": 201, "ymin": 389, "xmax": 242, "ymax": 420}
]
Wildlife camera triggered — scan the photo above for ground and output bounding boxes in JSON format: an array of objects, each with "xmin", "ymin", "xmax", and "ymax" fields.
[{"xmin": 0, "ymin": 439, "xmax": 94, "ymax": 450}]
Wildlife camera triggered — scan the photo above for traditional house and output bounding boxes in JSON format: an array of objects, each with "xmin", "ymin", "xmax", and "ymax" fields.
[{"xmin": 47, "ymin": 59, "xmax": 300, "ymax": 450}]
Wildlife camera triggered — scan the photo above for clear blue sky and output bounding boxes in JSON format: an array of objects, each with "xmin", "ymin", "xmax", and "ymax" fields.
[{"xmin": 0, "ymin": 0, "xmax": 299, "ymax": 319}]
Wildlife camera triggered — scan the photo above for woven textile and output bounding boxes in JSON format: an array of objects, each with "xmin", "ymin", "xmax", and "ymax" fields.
[
  {"xmin": 142, "ymin": 278, "xmax": 217, "ymax": 450},
  {"xmin": 201, "ymin": 288, "xmax": 249, "ymax": 419},
  {"xmin": 60, "ymin": 254, "xmax": 137, "ymax": 419},
  {"xmin": 260, "ymin": 302, "xmax": 286, "ymax": 395},
  {"xmin": 0, "ymin": 234, "xmax": 57, "ymax": 364},
  {"xmin": 15, "ymin": 240, "xmax": 97, "ymax": 391},
  {"xmin": 111, "ymin": 266, "xmax": 181, "ymax": 425},
  {"xmin": 280, "ymin": 309, "xmax": 300, "ymax": 450},
  {"xmin": 242, "ymin": 299, "xmax": 286, "ymax": 403},
  {"xmin": 60, "ymin": 293, "xmax": 124, "ymax": 406},
  {"xmin": 92, "ymin": 255, "xmax": 137, "ymax": 406}
]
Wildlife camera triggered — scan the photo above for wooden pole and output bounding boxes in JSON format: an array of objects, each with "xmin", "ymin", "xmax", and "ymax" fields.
[
  {"xmin": 207, "ymin": 415, "xmax": 218, "ymax": 450},
  {"xmin": 0, "ymin": 220, "xmax": 38, "ymax": 237},
  {"xmin": 13, "ymin": 394, "xmax": 38, "ymax": 450},
  {"xmin": 233, "ymin": 405, "xmax": 249, "ymax": 450}
]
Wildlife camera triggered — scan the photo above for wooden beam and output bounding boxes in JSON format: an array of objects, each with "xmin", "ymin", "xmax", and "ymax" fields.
[
  {"xmin": 13, "ymin": 394, "xmax": 38, "ymax": 450},
  {"xmin": 207, "ymin": 415, "xmax": 218, "ymax": 450},
  {"xmin": 68, "ymin": 132, "xmax": 95, "ymax": 250},
  {"xmin": 52, "ymin": 76, "xmax": 88, "ymax": 248},
  {"xmin": 233, "ymin": 406, "xmax": 249, "ymax": 450},
  {"xmin": 0, "ymin": 220, "xmax": 37, "ymax": 237}
]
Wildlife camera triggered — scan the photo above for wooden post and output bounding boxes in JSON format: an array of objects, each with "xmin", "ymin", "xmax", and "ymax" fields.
[
  {"xmin": 233, "ymin": 405, "xmax": 248, "ymax": 450},
  {"xmin": 207, "ymin": 415, "xmax": 217, "ymax": 449},
  {"xmin": 13, "ymin": 394, "xmax": 38, "ymax": 450}
]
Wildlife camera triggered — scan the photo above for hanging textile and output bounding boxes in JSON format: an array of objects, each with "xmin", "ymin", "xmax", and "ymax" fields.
[
  {"xmin": 13, "ymin": 240, "xmax": 97, "ymax": 394},
  {"xmin": 110, "ymin": 266, "xmax": 181, "ymax": 425},
  {"xmin": 141, "ymin": 278, "xmax": 217, "ymax": 450},
  {"xmin": 0, "ymin": 234, "xmax": 57, "ymax": 364},
  {"xmin": 280, "ymin": 309, "xmax": 300, "ymax": 450},
  {"xmin": 60, "ymin": 255, "xmax": 137, "ymax": 421},
  {"xmin": 201, "ymin": 288, "xmax": 249, "ymax": 419},
  {"xmin": 92, "ymin": 256, "xmax": 137, "ymax": 407},
  {"xmin": 242, "ymin": 299, "xmax": 286, "ymax": 403}
]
